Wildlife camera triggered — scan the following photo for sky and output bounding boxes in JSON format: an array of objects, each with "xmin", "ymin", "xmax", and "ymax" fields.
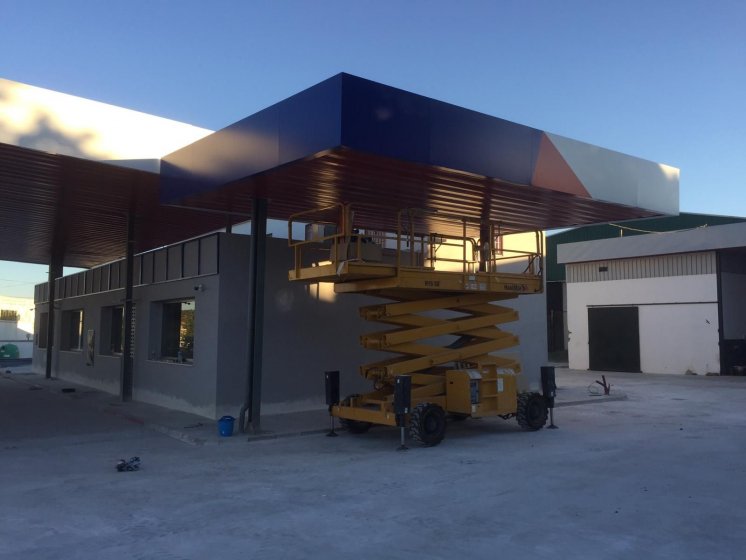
[{"xmin": 0, "ymin": 0, "xmax": 744, "ymax": 298}]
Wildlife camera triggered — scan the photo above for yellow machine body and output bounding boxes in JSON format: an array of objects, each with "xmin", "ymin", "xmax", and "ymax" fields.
[
  {"xmin": 445, "ymin": 367, "xmax": 518, "ymax": 417},
  {"xmin": 288, "ymin": 204, "xmax": 545, "ymax": 438}
]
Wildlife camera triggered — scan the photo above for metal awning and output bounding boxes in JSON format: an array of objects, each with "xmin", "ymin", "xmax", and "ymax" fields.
[
  {"xmin": 161, "ymin": 73, "xmax": 679, "ymax": 238},
  {"xmin": 0, "ymin": 142, "xmax": 236, "ymax": 268},
  {"xmin": 0, "ymin": 73, "xmax": 679, "ymax": 268}
]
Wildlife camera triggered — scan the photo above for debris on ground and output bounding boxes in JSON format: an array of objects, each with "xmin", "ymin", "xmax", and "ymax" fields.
[
  {"xmin": 588, "ymin": 375, "xmax": 612, "ymax": 396},
  {"xmin": 116, "ymin": 457, "xmax": 141, "ymax": 472}
]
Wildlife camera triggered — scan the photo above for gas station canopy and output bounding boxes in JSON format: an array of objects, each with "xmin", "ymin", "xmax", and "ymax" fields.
[
  {"xmin": 161, "ymin": 73, "xmax": 678, "ymax": 237},
  {"xmin": 0, "ymin": 73, "xmax": 678, "ymax": 268}
]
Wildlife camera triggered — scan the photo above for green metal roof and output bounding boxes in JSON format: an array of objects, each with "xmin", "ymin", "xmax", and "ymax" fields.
[{"xmin": 545, "ymin": 213, "xmax": 746, "ymax": 282}]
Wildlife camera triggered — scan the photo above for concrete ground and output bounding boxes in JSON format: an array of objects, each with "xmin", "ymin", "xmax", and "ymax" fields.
[{"xmin": 1, "ymin": 368, "xmax": 745, "ymax": 560}]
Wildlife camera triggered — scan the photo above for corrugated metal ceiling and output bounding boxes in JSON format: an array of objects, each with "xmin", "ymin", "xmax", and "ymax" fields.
[{"xmin": 0, "ymin": 142, "xmax": 234, "ymax": 268}]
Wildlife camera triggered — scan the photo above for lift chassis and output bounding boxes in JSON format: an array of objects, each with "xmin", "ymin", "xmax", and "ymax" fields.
[{"xmin": 288, "ymin": 204, "xmax": 550, "ymax": 446}]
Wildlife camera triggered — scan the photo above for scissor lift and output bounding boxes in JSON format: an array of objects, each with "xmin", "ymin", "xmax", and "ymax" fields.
[{"xmin": 288, "ymin": 204, "xmax": 550, "ymax": 446}]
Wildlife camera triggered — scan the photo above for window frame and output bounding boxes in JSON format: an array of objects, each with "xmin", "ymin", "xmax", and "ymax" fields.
[
  {"xmin": 158, "ymin": 298, "xmax": 195, "ymax": 363},
  {"xmin": 61, "ymin": 309, "xmax": 84, "ymax": 352}
]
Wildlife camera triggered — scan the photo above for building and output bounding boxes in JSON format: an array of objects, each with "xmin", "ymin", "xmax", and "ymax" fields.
[
  {"xmin": 0, "ymin": 295, "xmax": 34, "ymax": 359},
  {"xmin": 1, "ymin": 74, "xmax": 678, "ymax": 422},
  {"xmin": 545, "ymin": 213, "xmax": 746, "ymax": 361},
  {"xmin": 558, "ymin": 221, "xmax": 746, "ymax": 375}
]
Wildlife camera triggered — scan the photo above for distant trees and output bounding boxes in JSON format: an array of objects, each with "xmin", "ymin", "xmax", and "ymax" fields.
[{"xmin": 0, "ymin": 310, "xmax": 20, "ymax": 322}]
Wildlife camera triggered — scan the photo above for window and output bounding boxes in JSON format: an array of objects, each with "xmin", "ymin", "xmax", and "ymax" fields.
[
  {"xmin": 61, "ymin": 310, "xmax": 84, "ymax": 351},
  {"xmin": 111, "ymin": 306, "xmax": 124, "ymax": 353},
  {"xmin": 100, "ymin": 306, "xmax": 124, "ymax": 355},
  {"xmin": 161, "ymin": 299, "xmax": 195, "ymax": 362},
  {"xmin": 38, "ymin": 312, "xmax": 49, "ymax": 348}
]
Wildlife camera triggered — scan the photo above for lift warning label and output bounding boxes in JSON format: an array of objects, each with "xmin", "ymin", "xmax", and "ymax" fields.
[{"xmin": 503, "ymin": 283, "xmax": 528, "ymax": 292}]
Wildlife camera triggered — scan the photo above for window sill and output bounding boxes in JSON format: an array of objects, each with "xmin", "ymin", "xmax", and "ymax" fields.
[{"xmin": 147, "ymin": 358, "xmax": 194, "ymax": 366}]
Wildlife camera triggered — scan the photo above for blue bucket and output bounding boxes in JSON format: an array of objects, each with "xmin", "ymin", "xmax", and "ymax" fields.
[{"xmin": 218, "ymin": 415, "xmax": 235, "ymax": 437}]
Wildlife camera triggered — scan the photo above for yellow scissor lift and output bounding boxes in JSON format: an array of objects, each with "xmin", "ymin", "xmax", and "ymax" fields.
[{"xmin": 288, "ymin": 204, "xmax": 549, "ymax": 446}]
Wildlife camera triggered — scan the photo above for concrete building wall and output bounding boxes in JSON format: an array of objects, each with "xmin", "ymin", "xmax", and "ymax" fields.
[
  {"xmin": 506, "ymin": 291, "xmax": 548, "ymax": 390},
  {"xmin": 638, "ymin": 303, "xmax": 720, "ymax": 374},
  {"xmin": 31, "ymin": 234, "xmax": 390, "ymax": 418},
  {"xmin": 133, "ymin": 274, "xmax": 222, "ymax": 418},
  {"xmin": 0, "ymin": 295, "xmax": 35, "ymax": 335},
  {"xmin": 32, "ymin": 231, "xmax": 549, "ymax": 418},
  {"xmin": 258, "ymin": 241, "xmax": 375, "ymax": 414},
  {"xmin": 33, "ymin": 234, "xmax": 237, "ymax": 418},
  {"xmin": 0, "ymin": 321, "xmax": 32, "ymax": 358},
  {"xmin": 567, "ymin": 274, "xmax": 719, "ymax": 374},
  {"xmin": 490, "ymin": 232, "xmax": 548, "ymax": 389}
]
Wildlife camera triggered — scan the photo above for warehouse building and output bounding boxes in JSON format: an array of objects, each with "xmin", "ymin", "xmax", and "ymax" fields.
[
  {"xmin": 545, "ymin": 213, "xmax": 746, "ymax": 362},
  {"xmin": 558, "ymin": 222, "xmax": 746, "ymax": 375}
]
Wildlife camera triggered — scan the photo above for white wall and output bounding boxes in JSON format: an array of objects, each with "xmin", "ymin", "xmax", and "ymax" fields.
[
  {"xmin": 567, "ymin": 274, "xmax": 719, "ymax": 374},
  {"xmin": 0, "ymin": 295, "xmax": 35, "ymax": 334},
  {"xmin": 639, "ymin": 304, "xmax": 719, "ymax": 374}
]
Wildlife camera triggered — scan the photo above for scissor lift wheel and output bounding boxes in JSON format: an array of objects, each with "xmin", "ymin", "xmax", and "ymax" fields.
[
  {"xmin": 516, "ymin": 392, "xmax": 549, "ymax": 431},
  {"xmin": 409, "ymin": 402, "xmax": 447, "ymax": 447}
]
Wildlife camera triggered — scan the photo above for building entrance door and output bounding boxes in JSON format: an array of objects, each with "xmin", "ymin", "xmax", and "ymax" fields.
[{"xmin": 588, "ymin": 306, "xmax": 640, "ymax": 372}]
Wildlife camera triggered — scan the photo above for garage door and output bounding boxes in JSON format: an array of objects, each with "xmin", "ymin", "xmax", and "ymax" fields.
[{"xmin": 588, "ymin": 306, "xmax": 640, "ymax": 372}]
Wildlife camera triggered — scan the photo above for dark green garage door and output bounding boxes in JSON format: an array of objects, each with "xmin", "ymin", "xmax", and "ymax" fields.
[{"xmin": 588, "ymin": 306, "xmax": 640, "ymax": 372}]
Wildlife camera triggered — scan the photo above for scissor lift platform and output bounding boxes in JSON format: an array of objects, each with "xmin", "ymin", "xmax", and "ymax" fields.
[{"xmin": 288, "ymin": 204, "xmax": 549, "ymax": 445}]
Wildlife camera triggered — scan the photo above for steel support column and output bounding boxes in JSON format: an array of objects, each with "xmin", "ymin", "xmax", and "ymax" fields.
[
  {"xmin": 244, "ymin": 198, "xmax": 268, "ymax": 433},
  {"xmin": 120, "ymin": 206, "xmax": 136, "ymax": 401},
  {"xmin": 44, "ymin": 256, "xmax": 63, "ymax": 379}
]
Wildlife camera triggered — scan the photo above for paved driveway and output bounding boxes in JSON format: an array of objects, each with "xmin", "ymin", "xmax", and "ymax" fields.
[{"xmin": 1, "ymin": 369, "xmax": 745, "ymax": 559}]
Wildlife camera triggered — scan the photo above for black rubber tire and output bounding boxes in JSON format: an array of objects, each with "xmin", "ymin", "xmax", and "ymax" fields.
[
  {"xmin": 516, "ymin": 392, "xmax": 548, "ymax": 431},
  {"xmin": 410, "ymin": 402, "xmax": 447, "ymax": 447},
  {"xmin": 339, "ymin": 394, "xmax": 373, "ymax": 434}
]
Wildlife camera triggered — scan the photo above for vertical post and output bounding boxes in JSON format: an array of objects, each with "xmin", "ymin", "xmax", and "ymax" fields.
[
  {"xmin": 247, "ymin": 198, "xmax": 268, "ymax": 433},
  {"xmin": 120, "ymin": 207, "xmax": 136, "ymax": 401},
  {"xmin": 462, "ymin": 219, "xmax": 467, "ymax": 275},
  {"xmin": 44, "ymin": 256, "xmax": 63, "ymax": 379},
  {"xmin": 478, "ymin": 221, "xmax": 490, "ymax": 272},
  {"xmin": 46, "ymin": 160, "xmax": 70, "ymax": 379},
  {"xmin": 324, "ymin": 370, "xmax": 340, "ymax": 437},
  {"xmin": 541, "ymin": 365, "xmax": 558, "ymax": 429},
  {"xmin": 394, "ymin": 375, "xmax": 411, "ymax": 451}
]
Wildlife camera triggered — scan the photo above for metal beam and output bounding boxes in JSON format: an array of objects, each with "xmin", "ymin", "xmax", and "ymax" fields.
[
  {"xmin": 45, "ymin": 160, "xmax": 71, "ymax": 379},
  {"xmin": 120, "ymin": 202, "xmax": 136, "ymax": 401},
  {"xmin": 243, "ymin": 198, "xmax": 268, "ymax": 433},
  {"xmin": 44, "ymin": 256, "xmax": 62, "ymax": 379}
]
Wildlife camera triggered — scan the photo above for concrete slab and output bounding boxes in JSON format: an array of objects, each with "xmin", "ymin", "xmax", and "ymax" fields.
[
  {"xmin": 2, "ymin": 368, "xmax": 746, "ymax": 559},
  {"xmin": 2, "ymin": 368, "xmax": 625, "ymax": 445}
]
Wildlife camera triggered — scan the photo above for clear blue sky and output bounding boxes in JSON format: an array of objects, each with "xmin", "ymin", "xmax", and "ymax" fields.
[{"xmin": 1, "ymin": 0, "xmax": 744, "ymax": 298}]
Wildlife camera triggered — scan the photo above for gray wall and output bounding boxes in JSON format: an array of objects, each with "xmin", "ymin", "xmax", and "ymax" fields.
[
  {"xmin": 33, "ymin": 289, "xmax": 126, "ymax": 394},
  {"xmin": 33, "ymin": 233, "xmax": 233, "ymax": 419},
  {"xmin": 33, "ymin": 233, "xmax": 548, "ymax": 419},
  {"xmin": 257, "ymin": 238, "xmax": 376, "ymax": 414}
]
